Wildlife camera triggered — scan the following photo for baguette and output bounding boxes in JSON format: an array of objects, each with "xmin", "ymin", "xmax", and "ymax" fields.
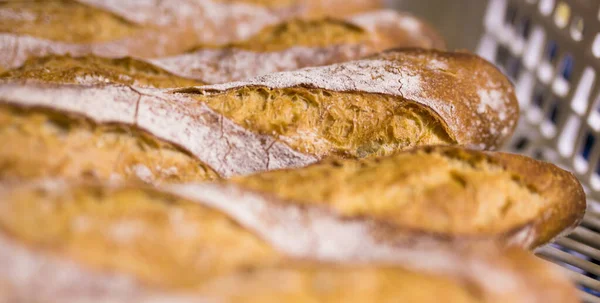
[
  {"xmin": 78, "ymin": 0, "xmax": 387, "ymax": 42},
  {"xmin": 0, "ymin": 0, "xmax": 436, "ymax": 71},
  {"xmin": 0, "ymin": 49, "xmax": 517, "ymax": 183},
  {"xmin": 183, "ymin": 48, "xmax": 518, "ymax": 152},
  {"xmin": 0, "ymin": 180, "xmax": 577, "ymax": 303},
  {"xmin": 0, "ymin": 102, "xmax": 220, "ymax": 184},
  {"xmin": 1, "ymin": 10, "xmax": 443, "ymax": 85},
  {"xmin": 180, "ymin": 145, "xmax": 583, "ymax": 249},
  {"xmin": 0, "ymin": 55, "xmax": 206, "ymax": 88},
  {"xmin": 0, "ymin": 0, "xmax": 199, "ymax": 69}
]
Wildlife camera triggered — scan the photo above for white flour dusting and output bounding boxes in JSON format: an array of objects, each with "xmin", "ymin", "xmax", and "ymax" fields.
[
  {"xmin": 131, "ymin": 164, "xmax": 154, "ymax": 183},
  {"xmin": 108, "ymin": 220, "xmax": 145, "ymax": 244},
  {"xmin": 149, "ymin": 44, "xmax": 369, "ymax": 84},
  {"xmin": 477, "ymin": 88, "xmax": 505, "ymax": 114},
  {"xmin": 0, "ymin": 8, "xmax": 36, "ymax": 21}
]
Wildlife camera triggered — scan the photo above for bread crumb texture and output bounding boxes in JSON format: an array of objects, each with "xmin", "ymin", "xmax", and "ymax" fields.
[
  {"xmin": 196, "ymin": 87, "xmax": 453, "ymax": 158},
  {"xmin": 233, "ymin": 148, "xmax": 549, "ymax": 236},
  {"xmin": 0, "ymin": 104, "xmax": 219, "ymax": 183},
  {"xmin": 0, "ymin": 55, "xmax": 205, "ymax": 88}
]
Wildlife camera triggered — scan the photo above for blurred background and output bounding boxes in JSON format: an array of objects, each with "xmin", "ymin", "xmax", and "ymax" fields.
[{"xmin": 388, "ymin": 0, "xmax": 488, "ymax": 50}]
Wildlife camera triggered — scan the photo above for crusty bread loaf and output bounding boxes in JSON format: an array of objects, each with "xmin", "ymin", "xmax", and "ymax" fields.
[
  {"xmin": 1, "ymin": 10, "xmax": 443, "ymax": 85},
  {"xmin": 78, "ymin": 0, "xmax": 387, "ymax": 42},
  {"xmin": 0, "ymin": 0, "xmax": 437, "ymax": 70},
  {"xmin": 0, "ymin": 55, "xmax": 206, "ymax": 88},
  {"xmin": 0, "ymin": 180, "xmax": 578, "ymax": 303},
  {"xmin": 0, "ymin": 84, "xmax": 314, "ymax": 183},
  {"xmin": 179, "ymin": 145, "xmax": 583, "ymax": 249},
  {"xmin": 149, "ymin": 10, "xmax": 444, "ymax": 84},
  {"xmin": 0, "ymin": 0, "xmax": 199, "ymax": 69},
  {"xmin": 183, "ymin": 48, "xmax": 518, "ymax": 152},
  {"xmin": 0, "ymin": 49, "xmax": 517, "ymax": 183},
  {"xmin": 219, "ymin": 10, "xmax": 444, "ymax": 52},
  {"xmin": 0, "ymin": 103, "xmax": 220, "ymax": 184}
]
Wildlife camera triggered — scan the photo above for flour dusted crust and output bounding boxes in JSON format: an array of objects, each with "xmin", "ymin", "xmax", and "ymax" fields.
[
  {"xmin": 0, "ymin": 32, "xmax": 192, "ymax": 71},
  {"xmin": 182, "ymin": 49, "xmax": 519, "ymax": 150},
  {"xmin": 0, "ymin": 0, "xmax": 392, "ymax": 71},
  {"xmin": 76, "ymin": 0, "xmax": 301, "ymax": 45},
  {"xmin": 142, "ymin": 45, "xmax": 369, "ymax": 85},
  {"xmin": 1, "ymin": 0, "xmax": 292, "ymax": 70},
  {"xmin": 0, "ymin": 0, "xmax": 200, "ymax": 70},
  {"xmin": 0, "ymin": 49, "xmax": 518, "ymax": 181},
  {"xmin": 0, "ymin": 82, "xmax": 316, "ymax": 179},
  {"xmin": 0, "ymin": 48, "xmax": 518, "ymax": 183},
  {"xmin": 0, "ymin": 233, "xmax": 193, "ymax": 303},
  {"xmin": 167, "ymin": 146, "xmax": 585, "ymax": 249},
  {"xmin": 144, "ymin": 10, "xmax": 444, "ymax": 84},
  {"xmin": 1, "ymin": 9, "xmax": 443, "ymax": 85},
  {"xmin": 78, "ymin": 0, "xmax": 385, "ymax": 37},
  {"xmin": 0, "ymin": 180, "xmax": 578, "ymax": 303}
]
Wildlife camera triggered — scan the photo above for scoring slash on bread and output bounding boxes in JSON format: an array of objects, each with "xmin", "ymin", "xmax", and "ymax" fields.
[
  {"xmin": 0, "ymin": 180, "xmax": 578, "ymax": 303},
  {"xmin": 1, "ymin": 9, "xmax": 443, "ymax": 84},
  {"xmin": 0, "ymin": 49, "xmax": 518, "ymax": 183}
]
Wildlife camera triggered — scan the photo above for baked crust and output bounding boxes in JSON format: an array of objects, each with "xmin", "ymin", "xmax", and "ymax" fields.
[
  {"xmin": 0, "ymin": 83, "xmax": 316, "ymax": 181},
  {"xmin": 0, "ymin": 0, "xmax": 200, "ymax": 68},
  {"xmin": 182, "ymin": 48, "xmax": 519, "ymax": 150},
  {"xmin": 172, "ymin": 146, "xmax": 586, "ymax": 249},
  {"xmin": 0, "ymin": 49, "xmax": 518, "ymax": 182},
  {"xmin": 0, "ymin": 0, "xmax": 441, "ymax": 71},
  {"xmin": 1, "ymin": 10, "xmax": 443, "ymax": 83},
  {"xmin": 0, "ymin": 180, "xmax": 578, "ymax": 303},
  {"xmin": 0, "ymin": 55, "xmax": 206, "ymax": 88},
  {"xmin": 486, "ymin": 150, "xmax": 587, "ymax": 247}
]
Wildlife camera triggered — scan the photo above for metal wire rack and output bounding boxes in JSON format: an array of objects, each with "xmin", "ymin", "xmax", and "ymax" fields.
[{"xmin": 476, "ymin": 0, "xmax": 600, "ymax": 301}]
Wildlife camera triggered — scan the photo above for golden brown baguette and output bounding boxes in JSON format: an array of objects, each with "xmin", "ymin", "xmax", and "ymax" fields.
[
  {"xmin": 0, "ymin": 0, "xmax": 438, "ymax": 70},
  {"xmin": 0, "ymin": 55, "xmax": 206, "ymax": 88},
  {"xmin": 182, "ymin": 48, "xmax": 518, "ymax": 152},
  {"xmin": 0, "ymin": 180, "xmax": 578, "ymax": 303},
  {"xmin": 169, "ymin": 145, "xmax": 586, "ymax": 249},
  {"xmin": 0, "ymin": 0, "xmax": 198, "ymax": 69},
  {"xmin": 0, "ymin": 10, "xmax": 443, "ymax": 83},
  {"xmin": 0, "ymin": 49, "xmax": 517, "ymax": 183},
  {"xmin": 149, "ymin": 10, "xmax": 445, "ymax": 84}
]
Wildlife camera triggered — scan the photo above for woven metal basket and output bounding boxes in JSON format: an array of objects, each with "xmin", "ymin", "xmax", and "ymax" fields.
[{"xmin": 391, "ymin": 0, "xmax": 600, "ymax": 301}]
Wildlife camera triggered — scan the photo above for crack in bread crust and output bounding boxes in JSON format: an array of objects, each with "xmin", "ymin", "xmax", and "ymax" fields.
[
  {"xmin": 197, "ymin": 87, "xmax": 453, "ymax": 158},
  {"xmin": 184, "ymin": 49, "xmax": 520, "ymax": 150},
  {"xmin": 0, "ymin": 82, "xmax": 318, "ymax": 179}
]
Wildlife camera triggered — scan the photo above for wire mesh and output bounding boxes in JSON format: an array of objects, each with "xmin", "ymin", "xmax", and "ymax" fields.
[{"xmin": 477, "ymin": 0, "xmax": 600, "ymax": 301}]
